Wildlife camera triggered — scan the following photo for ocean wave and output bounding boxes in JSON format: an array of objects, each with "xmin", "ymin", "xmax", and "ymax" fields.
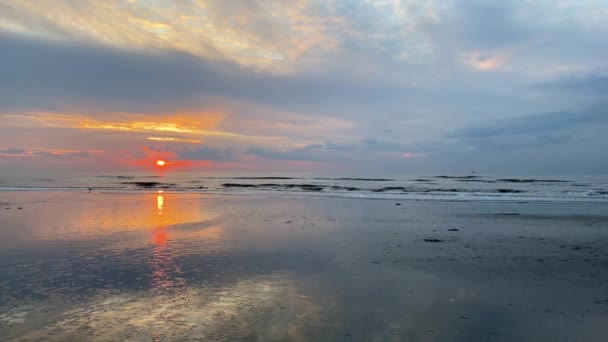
[{"xmin": 1, "ymin": 175, "xmax": 607, "ymax": 203}]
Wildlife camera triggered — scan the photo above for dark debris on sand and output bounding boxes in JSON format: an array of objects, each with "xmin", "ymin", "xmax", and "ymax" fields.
[
  {"xmin": 329, "ymin": 186, "xmax": 360, "ymax": 191},
  {"xmin": 233, "ymin": 177, "xmax": 295, "ymax": 180},
  {"xmin": 497, "ymin": 189, "xmax": 524, "ymax": 193},
  {"xmin": 372, "ymin": 187, "xmax": 407, "ymax": 192},
  {"xmin": 434, "ymin": 175, "xmax": 481, "ymax": 179},
  {"xmin": 336, "ymin": 178, "xmax": 394, "ymax": 181},
  {"xmin": 222, "ymin": 183, "xmax": 258, "ymax": 188},
  {"xmin": 222, "ymin": 183, "xmax": 325, "ymax": 191},
  {"xmin": 122, "ymin": 181, "xmax": 171, "ymax": 188},
  {"xmin": 497, "ymin": 178, "xmax": 571, "ymax": 183}
]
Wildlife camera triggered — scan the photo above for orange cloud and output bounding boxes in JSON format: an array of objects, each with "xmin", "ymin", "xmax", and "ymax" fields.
[
  {"xmin": 81, "ymin": 112, "xmax": 223, "ymax": 133},
  {"xmin": 0, "ymin": 0, "xmax": 340, "ymax": 72},
  {"xmin": 3, "ymin": 111, "xmax": 296, "ymax": 146},
  {"xmin": 146, "ymin": 137, "xmax": 204, "ymax": 144},
  {"xmin": 402, "ymin": 152, "xmax": 426, "ymax": 159},
  {"xmin": 462, "ymin": 51, "xmax": 504, "ymax": 71}
]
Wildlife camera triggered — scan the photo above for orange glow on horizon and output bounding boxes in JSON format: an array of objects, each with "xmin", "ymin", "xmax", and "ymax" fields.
[{"xmin": 156, "ymin": 159, "xmax": 166, "ymax": 167}]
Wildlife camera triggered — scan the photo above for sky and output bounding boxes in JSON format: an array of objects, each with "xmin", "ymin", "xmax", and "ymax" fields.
[{"xmin": 0, "ymin": 0, "xmax": 607, "ymax": 176}]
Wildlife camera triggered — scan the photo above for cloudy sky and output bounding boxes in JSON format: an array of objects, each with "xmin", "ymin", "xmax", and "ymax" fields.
[{"xmin": 1, "ymin": 0, "xmax": 607, "ymax": 176}]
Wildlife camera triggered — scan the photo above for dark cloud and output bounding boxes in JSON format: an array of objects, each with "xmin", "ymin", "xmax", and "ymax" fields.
[
  {"xmin": 362, "ymin": 138, "xmax": 403, "ymax": 152},
  {"xmin": 451, "ymin": 0, "xmax": 526, "ymax": 49},
  {"xmin": 451, "ymin": 104, "xmax": 608, "ymax": 139},
  {"xmin": 31, "ymin": 151, "xmax": 92, "ymax": 158},
  {"xmin": 466, "ymin": 134, "xmax": 574, "ymax": 152},
  {"xmin": 245, "ymin": 145, "xmax": 330, "ymax": 161},
  {"xmin": 178, "ymin": 146, "xmax": 235, "ymax": 161},
  {"xmin": 406, "ymin": 103, "xmax": 608, "ymax": 173},
  {"xmin": 0, "ymin": 149, "xmax": 93, "ymax": 157},
  {"xmin": 320, "ymin": 142, "xmax": 358, "ymax": 153},
  {"xmin": 0, "ymin": 148, "xmax": 26, "ymax": 154},
  {"xmin": 0, "ymin": 33, "xmax": 406, "ymax": 114},
  {"xmin": 539, "ymin": 72, "xmax": 608, "ymax": 94},
  {"xmin": 245, "ymin": 142, "xmax": 384, "ymax": 161},
  {"xmin": 246, "ymin": 139, "xmax": 419, "ymax": 162}
]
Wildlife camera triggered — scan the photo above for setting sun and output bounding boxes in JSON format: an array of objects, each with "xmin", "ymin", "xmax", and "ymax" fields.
[{"xmin": 156, "ymin": 159, "xmax": 166, "ymax": 167}]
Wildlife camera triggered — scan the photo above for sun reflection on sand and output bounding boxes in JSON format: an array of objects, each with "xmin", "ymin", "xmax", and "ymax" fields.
[
  {"xmin": 156, "ymin": 194, "xmax": 164, "ymax": 216},
  {"xmin": 150, "ymin": 193, "xmax": 185, "ymax": 293},
  {"xmin": 1, "ymin": 193, "xmax": 331, "ymax": 340}
]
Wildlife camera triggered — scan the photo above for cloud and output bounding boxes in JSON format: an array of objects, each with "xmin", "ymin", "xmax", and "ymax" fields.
[
  {"xmin": 539, "ymin": 72, "xmax": 608, "ymax": 94},
  {"xmin": 462, "ymin": 51, "xmax": 504, "ymax": 71},
  {"xmin": 245, "ymin": 145, "xmax": 332, "ymax": 162},
  {"xmin": 177, "ymin": 146, "xmax": 235, "ymax": 162},
  {"xmin": 0, "ymin": 0, "xmax": 341, "ymax": 71},
  {"xmin": 0, "ymin": 32, "xmax": 408, "ymax": 115},
  {"xmin": 460, "ymin": 1, "xmax": 528, "ymax": 48},
  {"xmin": 451, "ymin": 104, "xmax": 608, "ymax": 139},
  {"xmin": 410, "ymin": 102, "xmax": 608, "ymax": 173},
  {"xmin": 0, "ymin": 147, "xmax": 97, "ymax": 158},
  {"xmin": 362, "ymin": 138, "xmax": 403, "ymax": 152},
  {"xmin": 416, "ymin": 0, "xmax": 527, "ymax": 54},
  {"xmin": 0, "ymin": 148, "xmax": 26, "ymax": 154},
  {"xmin": 245, "ymin": 139, "xmax": 425, "ymax": 163}
]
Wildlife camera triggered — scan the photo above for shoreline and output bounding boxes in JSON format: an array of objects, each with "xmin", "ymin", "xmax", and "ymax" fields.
[
  {"xmin": 1, "ymin": 173, "xmax": 607, "ymax": 205},
  {"xmin": 2, "ymin": 189, "xmax": 608, "ymax": 206}
]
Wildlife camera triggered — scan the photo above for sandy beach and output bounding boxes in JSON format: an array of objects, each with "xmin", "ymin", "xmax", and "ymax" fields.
[{"xmin": 1, "ymin": 191, "xmax": 607, "ymax": 341}]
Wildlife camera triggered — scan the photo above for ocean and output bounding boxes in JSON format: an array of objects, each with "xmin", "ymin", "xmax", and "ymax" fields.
[{"xmin": 2, "ymin": 173, "xmax": 608, "ymax": 203}]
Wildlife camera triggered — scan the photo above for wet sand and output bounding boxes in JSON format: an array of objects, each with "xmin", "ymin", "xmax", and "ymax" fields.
[{"xmin": 1, "ymin": 191, "xmax": 607, "ymax": 341}]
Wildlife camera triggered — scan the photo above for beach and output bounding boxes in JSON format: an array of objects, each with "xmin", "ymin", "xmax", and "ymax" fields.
[{"xmin": 1, "ymin": 191, "xmax": 608, "ymax": 341}]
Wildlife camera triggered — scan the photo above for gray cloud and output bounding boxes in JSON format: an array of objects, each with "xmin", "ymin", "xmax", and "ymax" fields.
[
  {"xmin": 177, "ymin": 146, "xmax": 235, "ymax": 162},
  {"xmin": 448, "ymin": 0, "xmax": 527, "ymax": 50},
  {"xmin": 0, "ymin": 148, "xmax": 26, "ymax": 154},
  {"xmin": 31, "ymin": 151, "xmax": 92, "ymax": 158},
  {"xmin": 362, "ymin": 138, "xmax": 403, "ymax": 152},
  {"xmin": 0, "ymin": 33, "xmax": 407, "ymax": 115},
  {"xmin": 0, "ymin": 148, "xmax": 93, "ymax": 157},
  {"xmin": 408, "ymin": 103, "xmax": 608, "ymax": 173},
  {"xmin": 451, "ymin": 104, "xmax": 608, "ymax": 139},
  {"xmin": 245, "ymin": 145, "xmax": 332, "ymax": 162},
  {"xmin": 245, "ymin": 139, "xmax": 420, "ymax": 162},
  {"xmin": 539, "ymin": 72, "xmax": 608, "ymax": 94}
]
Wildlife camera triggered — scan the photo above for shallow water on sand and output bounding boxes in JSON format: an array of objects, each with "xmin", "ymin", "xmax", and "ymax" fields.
[{"xmin": 1, "ymin": 192, "xmax": 608, "ymax": 341}]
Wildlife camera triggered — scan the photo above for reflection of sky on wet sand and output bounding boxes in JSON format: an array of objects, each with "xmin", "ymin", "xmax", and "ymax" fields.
[
  {"xmin": 1, "ymin": 192, "xmax": 608, "ymax": 340},
  {"xmin": 150, "ymin": 193, "xmax": 185, "ymax": 293},
  {"xmin": 0, "ymin": 192, "xmax": 224, "ymax": 255},
  {"xmin": 0, "ymin": 192, "xmax": 333, "ymax": 340},
  {"xmin": 10, "ymin": 273, "xmax": 326, "ymax": 341}
]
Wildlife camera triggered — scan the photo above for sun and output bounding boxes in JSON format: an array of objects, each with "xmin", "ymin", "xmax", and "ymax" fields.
[{"xmin": 155, "ymin": 159, "xmax": 166, "ymax": 167}]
